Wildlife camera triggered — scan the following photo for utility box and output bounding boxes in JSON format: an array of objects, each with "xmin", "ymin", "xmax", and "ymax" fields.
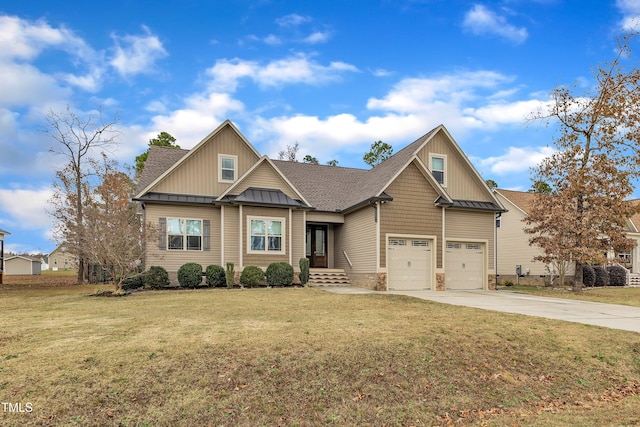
[{"xmin": 515, "ymin": 265, "xmax": 522, "ymax": 276}]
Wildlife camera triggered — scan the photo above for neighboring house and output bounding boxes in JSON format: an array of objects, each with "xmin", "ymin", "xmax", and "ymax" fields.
[
  {"xmin": 5, "ymin": 255, "xmax": 42, "ymax": 275},
  {"xmin": 494, "ymin": 189, "xmax": 640, "ymax": 284},
  {"xmin": 134, "ymin": 120, "xmax": 505, "ymax": 291},
  {"xmin": 0, "ymin": 228, "xmax": 9, "ymax": 284},
  {"xmin": 48, "ymin": 244, "xmax": 78, "ymax": 271}
]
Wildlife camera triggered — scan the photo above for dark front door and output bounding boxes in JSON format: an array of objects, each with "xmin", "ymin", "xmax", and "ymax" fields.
[{"xmin": 306, "ymin": 224, "xmax": 328, "ymax": 268}]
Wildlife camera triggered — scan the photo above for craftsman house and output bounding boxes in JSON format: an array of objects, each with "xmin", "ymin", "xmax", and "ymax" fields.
[{"xmin": 134, "ymin": 120, "xmax": 505, "ymax": 290}]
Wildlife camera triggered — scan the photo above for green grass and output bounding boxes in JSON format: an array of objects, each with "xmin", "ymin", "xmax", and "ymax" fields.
[{"xmin": 1, "ymin": 282, "xmax": 640, "ymax": 426}]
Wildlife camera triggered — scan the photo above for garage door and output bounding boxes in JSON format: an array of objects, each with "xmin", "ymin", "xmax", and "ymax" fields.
[
  {"xmin": 445, "ymin": 242, "xmax": 484, "ymax": 290},
  {"xmin": 388, "ymin": 238, "xmax": 432, "ymax": 290}
]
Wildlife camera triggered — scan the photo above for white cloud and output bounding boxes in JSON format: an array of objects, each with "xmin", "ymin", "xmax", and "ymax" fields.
[
  {"xmin": 367, "ymin": 71, "xmax": 514, "ymax": 113},
  {"xmin": 109, "ymin": 26, "xmax": 168, "ymax": 77},
  {"xmin": 248, "ymin": 70, "xmax": 547, "ymax": 163},
  {"xmin": 617, "ymin": 0, "xmax": 640, "ymax": 29},
  {"xmin": 302, "ymin": 31, "xmax": 331, "ymax": 44},
  {"xmin": 276, "ymin": 14, "xmax": 312, "ymax": 27},
  {"xmin": 0, "ymin": 15, "xmax": 90, "ymax": 60},
  {"xmin": 0, "ymin": 187, "xmax": 53, "ymax": 230},
  {"xmin": 206, "ymin": 54, "xmax": 359, "ymax": 91},
  {"xmin": 465, "ymin": 99, "xmax": 550, "ymax": 127},
  {"xmin": 477, "ymin": 146, "xmax": 555, "ymax": 175},
  {"xmin": 462, "ymin": 4, "xmax": 528, "ymax": 44}
]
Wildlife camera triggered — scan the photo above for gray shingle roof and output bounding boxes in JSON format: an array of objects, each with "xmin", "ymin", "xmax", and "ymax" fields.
[
  {"xmin": 0, "ymin": 228, "xmax": 10, "ymax": 235},
  {"xmin": 135, "ymin": 145, "xmax": 189, "ymax": 195}
]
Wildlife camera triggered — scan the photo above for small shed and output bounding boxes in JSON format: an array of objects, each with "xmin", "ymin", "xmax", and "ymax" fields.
[
  {"xmin": 5, "ymin": 255, "xmax": 42, "ymax": 275},
  {"xmin": 0, "ymin": 228, "xmax": 9, "ymax": 284}
]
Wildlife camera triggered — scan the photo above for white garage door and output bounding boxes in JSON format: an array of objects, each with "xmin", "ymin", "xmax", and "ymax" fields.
[
  {"xmin": 445, "ymin": 242, "xmax": 484, "ymax": 290},
  {"xmin": 388, "ymin": 238, "xmax": 432, "ymax": 290}
]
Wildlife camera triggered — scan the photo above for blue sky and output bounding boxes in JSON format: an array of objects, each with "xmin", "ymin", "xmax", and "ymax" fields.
[{"xmin": 0, "ymin": 0, "xmax": 638, "ymax": 254}]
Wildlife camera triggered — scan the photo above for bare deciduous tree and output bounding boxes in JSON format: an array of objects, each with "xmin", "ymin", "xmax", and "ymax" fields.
[{"xmin": 47, "ymin": 106, "xmax": 119, "ymax": 284}]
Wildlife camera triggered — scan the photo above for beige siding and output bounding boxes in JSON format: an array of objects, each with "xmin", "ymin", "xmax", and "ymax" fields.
[
  {"xmin": 145, "ymin": 203, "xmax": 221, "ymax": 273},
  {"xmin": 223, "ymin": 205, "xmax": 240, "ymax": 266},
  {"xmin": 417, "ymin": 131, "xmax": 491, "ymax": 201},
  {"xmin": 242, "ymin": 206, "xmax": 290, "ymax": 267},
  {"xmin": 49, "ymin": 247, "xmax": 77, "ymax": 270},
  {"xmin": 307, "ymin": 212, "xmax": 344, "ymax": 223},
  {"xmin": 229, "ymin": 161, "xmax": 299, "ymax": 199},
  {"xmin": 291, "ymin": 210, "xmax": 306, "ymax": 269},
  {"xmin": 495, "ymin": 194, "xmax": 575, "ymax": 277},
  {"xmin": 445, "ymin": 209, "xmax": 494, "ymax": 268},
  {"xmin": 334, "ymin": 207, "xmax": 376, "ymax": 274},
  {"xmin": 153, "ymin": 125, "xmax": 260, "ymax": 196},
  {"xmin": 5, "ymin": 258, "xmax": 33, "ymax": 275},
  {"xmin": 380, "ymin": 162, "xmax": 443, "ymax": 268}
]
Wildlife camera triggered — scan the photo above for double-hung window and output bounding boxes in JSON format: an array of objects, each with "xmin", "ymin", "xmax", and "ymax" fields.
[
  {"xmin": 429, "ymin": 154, "xmax": 446, "ymax": 186},
  {"xmin": 248, "ymin": 217, "xmax": 285, "ymax": 254},
  {"xmin": 219, "ymin": 154, "xmax": 237, "ymax": 182},
  {"xmin": 167, "ymin": 218, "xmax": 203, "ymax": 251}
]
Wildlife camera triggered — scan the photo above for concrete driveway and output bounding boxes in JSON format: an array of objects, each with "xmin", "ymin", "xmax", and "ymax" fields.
[{"xmin": 324, "ymin": 287, "xmax": 640, "ymax": 333}]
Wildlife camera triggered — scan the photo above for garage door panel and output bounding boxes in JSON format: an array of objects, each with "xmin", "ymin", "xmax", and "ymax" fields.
[
  {"xmin": 446, "ymin": 242, "xmax": 484, "ymax": 290},
  {"xmin": 388, "ymin": 238, "xmax": 432, "ymax": 291}
]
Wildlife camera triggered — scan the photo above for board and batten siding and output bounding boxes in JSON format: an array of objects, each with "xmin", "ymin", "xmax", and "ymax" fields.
[
  {"xmin": 228, "ymin": 161, "xmax": 299, "ymax": 200},
  {"xmin": 416, "ymin": 131, "xmax": 490, "ymax": 201},
  {"xmin": 242, "ymin": 206, "xmax": 291, "ymax": 267},
  {"xmin": 222, "ymin": 205, "xmax": 240, "ymax": 266},
  {"xmin": 380, "ymin": 162, "xmax": 443, "ymax": 269},
  {"xmin": 445, "ymin": 210, "xmax": 494, "ymax": 268},
  {"xmin": 334, "ymin": 207, "xmax": 376, "ymax": 274},
  {"xmin": 291, "ymin": 210, "xmax": 306, "ymax": 269},
  {"xmin": 152, "ymin": 126, "xmax": 260, "ymax": 197},
  {"xmin": 144, "ymin": 204, "xmax": 221, "ymax": 273}
]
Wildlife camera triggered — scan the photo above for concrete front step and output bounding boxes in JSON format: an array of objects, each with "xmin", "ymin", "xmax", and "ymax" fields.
[{"xmin": 309, "ymin": 268, "xmax": 351, "ymax": 287}]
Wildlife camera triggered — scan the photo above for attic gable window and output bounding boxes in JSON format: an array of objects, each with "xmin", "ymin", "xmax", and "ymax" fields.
[
  {"xmin": 219, "ymin": 154, "xmax": 238, "ymax": 183},
  {"xmin": 429, "ymin": 154, "xmax": 447, "ymax": 186}
]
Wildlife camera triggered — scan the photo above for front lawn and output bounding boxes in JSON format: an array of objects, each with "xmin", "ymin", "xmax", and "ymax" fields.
[
  {"xmin": 1, "ymin": 283, "xmax": 640, "ymax": 426},
  {"xmin": 505, "ymin": 284, "xmax": 640, "ymax": 307}
]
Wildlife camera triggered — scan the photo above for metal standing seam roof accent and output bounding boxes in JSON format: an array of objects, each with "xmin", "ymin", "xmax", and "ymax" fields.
[
  {"xmin": 134, "ymin": 192, "xmax": 217, "ymax": 205},
  {"xmin": 450, "ymin": 200, "xmax": 505, "ymax": 211},
  {"xmin": 222, "ymin": 187, "xmax": 307, "ymax": 208}
]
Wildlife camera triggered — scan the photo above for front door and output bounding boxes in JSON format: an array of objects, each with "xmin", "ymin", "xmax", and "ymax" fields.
[{"xmin": 306, "ymin": 224, "xmax": 328, "ymax": 268}]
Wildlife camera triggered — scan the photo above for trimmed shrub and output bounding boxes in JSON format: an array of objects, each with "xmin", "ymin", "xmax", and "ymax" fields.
[
  {"xmin": 606, "ymin": 265, "xmax": 627, "ymax": 286},
  {"xmin": 121, "ymin": 273, "xmax": 145, "ymax": 290},
  {"xmin": 226, "ymin": 263, "xmax": 235, "ymax": 288},
  {"xmin": 593, "ymin": 266, "xmax": 608, "ymax": 287},
  {"xmin": 145, "ymin": 266, "xmax": 170, "ymax": 289},
  {"xmin": 266, "ymin": 262, "xmax": 294, "ymax": 286},
  {"xmin": 205, "ymin": 265, "xmax": 226, "ymax": 287},
  {"xmin": 582, "ymin": 265, "xmax": 596, "ymax": 287},
  {"xmin": 299, "ymin": 258, "xmax": 310, "ymax": 285},
  {"xmin": 178, "ymin": 263, "xmax": 203, "ymax": 288},
  {"xmin": 240, "ymin": 266, "xmax": 264, "ymax": 287}
]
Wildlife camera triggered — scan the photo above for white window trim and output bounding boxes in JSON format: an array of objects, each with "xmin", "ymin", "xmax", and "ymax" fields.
[
  {"xmin": 247, "ymin": 216, "xmax": 286, "ymax": 255},
  {"xmin": 218, "ymin": 154, "xmax": 238, "ymax": 183},
  {"xmin": 428, "ymin": 153, "xmax": 447, "ymax": 187},
  {"xmin": 167, "ymin": 217, "xmax": 204, "ymax": 251}
]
